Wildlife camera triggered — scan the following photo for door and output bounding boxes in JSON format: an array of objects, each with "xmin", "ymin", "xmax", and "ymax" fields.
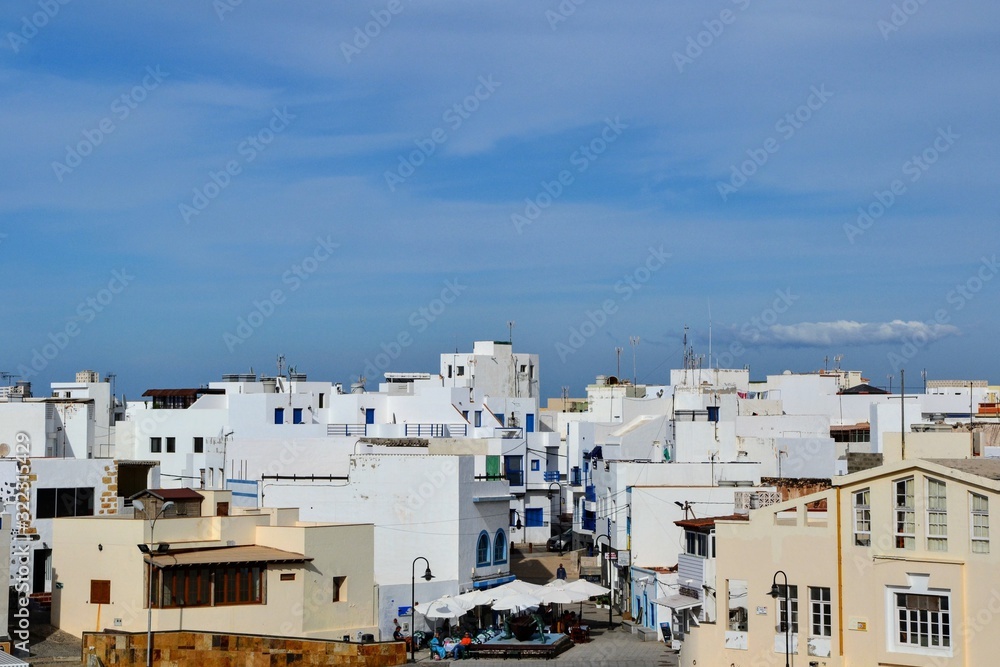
[
  {"xmin": 364, "ymin": 408, "xmax": 375, "ymax": 424},
  {"xmin": 34, "ymin": 548, "xmax": 51, "ymax": 593},
  {"xmin": 526, "ymin": 413, "xmax": 535, "ymax": 433}
]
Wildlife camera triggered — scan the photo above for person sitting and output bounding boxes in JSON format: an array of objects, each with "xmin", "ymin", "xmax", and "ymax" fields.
[
  {"xmin": 428, "ymin": 635, "xmax": 447, "ymax": 660},
  {"xmin": 452, "ymin": 632, "xmax": 473, "ymax": 659},
  {"xmin": 392, "ymin": 619, "xmax": 404, "ymax": 642}
]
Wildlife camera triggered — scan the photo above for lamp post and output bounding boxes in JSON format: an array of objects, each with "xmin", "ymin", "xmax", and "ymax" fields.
[
  {"xmin": 547, "ymin": 483, "xmax": 565, "ymax": 555},
  {"xmin": 410, "ymin": 557, "xmax": 433, "ymax": 663},
  {"xmin": 594, "ymin": 533, "xmax": 613, "ymax": 630},
  {"xmin": 134, "ymin": 499, "xmax": 174, "ymax": 667},
  {"xmin": 769, "ymin": 570, "xmax": 790, "ymax": 667}
]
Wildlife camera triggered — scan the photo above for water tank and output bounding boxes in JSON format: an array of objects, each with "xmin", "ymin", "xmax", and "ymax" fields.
[
  {"xmin": 221, "ymin": 374, "xmax": 240, "ymax": 382},
  {"xmin": 290, "ymin": 373, "xmax": 307, "ymax": 382}
]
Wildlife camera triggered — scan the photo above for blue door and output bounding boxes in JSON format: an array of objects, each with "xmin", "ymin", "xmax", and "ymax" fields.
[
  {"xmin": 365, "ymin": 408, "xmax": 375, "ymax": 425},
  {"xmin": 274, "ymin": 408, "xmax": 284, "ymax": 424},
  {"xmin": 526, "ymin": 413, "xmax": 535, "ymax": 433}
]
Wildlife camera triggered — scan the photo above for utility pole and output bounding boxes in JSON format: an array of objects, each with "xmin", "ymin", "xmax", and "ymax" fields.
[
  {"xmin": 615, "ymin": 347, "xmax": 623, "ymax": 379},
  {"xmin": 900, "ymin": 369, "xmax": 905, "ymax": 460}
]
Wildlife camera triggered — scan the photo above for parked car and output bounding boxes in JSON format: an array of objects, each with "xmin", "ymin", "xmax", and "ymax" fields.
[{"xmin": 547, "ymin": 529, "xmax": 572, "ymax": 552}]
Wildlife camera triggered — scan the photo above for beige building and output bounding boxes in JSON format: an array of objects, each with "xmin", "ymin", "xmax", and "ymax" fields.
[
  {"xmin": 51, "ymin": 489, "xmax": 377, "ymax": 641},
  {"xmin": 682, "ymin": 458, "xmax": 1000, "ymax": 666}
]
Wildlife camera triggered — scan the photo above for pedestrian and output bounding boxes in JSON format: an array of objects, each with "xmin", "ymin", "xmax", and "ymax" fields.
[{"xmin": 556, "ymin": 563, "xmax": 567, "ymax": 580}]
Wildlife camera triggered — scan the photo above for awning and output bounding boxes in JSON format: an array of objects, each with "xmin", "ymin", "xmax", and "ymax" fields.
[
  {"xmin": 472, "ymin": 574, "xmax": 516, "ymax": 590},
  {"xmin": 147, "ymin": 545, "xmax": 312, "ymax": 568},
  {"xmin": 0, "ymin": 650, "xmax": 29, "ymax": 666},
  {"xmin": 653, "ymin": 595, "xmax": 702, "ymax": 611}
]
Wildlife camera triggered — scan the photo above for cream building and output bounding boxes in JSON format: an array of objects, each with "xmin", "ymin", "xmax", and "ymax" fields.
[
  {"xmin": 682, "ymin": 458, "xmax": 1000, "ymax": 667},
  {"xmin": 51, "ymin": 489, "xmax": 377, "ymax": 641}
]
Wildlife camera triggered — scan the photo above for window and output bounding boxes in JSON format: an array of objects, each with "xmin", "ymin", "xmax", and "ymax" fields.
[
  {"xmin": 447, "ymin": 364, "xmax": 453, "ymax": 378},
  {"xmin": 213, "ymin": 566, "xmax": 263, "ymax": 606},
  {"xmin": 972, "ymin": 492, "xmax": 990, "ymax": 554},
  {"xmin": 530, "ymin": 459, "xmax": 540, "ymax": 472},
  {"xmin": 504, "ymin": 456, "xmax": 524, "ymax": 486},
  {"xmin": 727, "ymin": 579, "xmax": 748, "ymax": 633},
  {"xmin": 476, "ymin": 532, "xmax": 490, "ymax": 566},
  {"xmin": 776, "ymin": 585, "xmax": 799, "ymax": 633},
  {"xmin": 895, "ymin": 477, "xmax": 915, "ymax": 549},
  {"xmin": 457, "ymin": 366, "xmax": 465, "ymax": 376},
  {"xmin": 854, "ymin": 488, "xmax": 871, "ymax": 546},
  {"xmin": 333, "ymin": 576, "xmax": 347, "ymax": 602},
  {"xmin": 896, "ymin": 593, "xmax": 950, "ymax": 649},
  {"xmin": 293, "ymin": 408, "xmax": 303, "ymax": 424},
  {"xmin": 525, "ymin": 508, "xmax": 544, "ymax": 527},
  {"xmin": 319, "ymin": 393, "xmax": 325, "ymax": 409},
  {"xmin": 36, "ymin": 487, "xmax": 94, "ymax": 519},
  {"xmin": 280, "ymin": 573, "xmax": 295, "ymax": 582},
  {"xmin": 274, "ymin": 408, "xmax": 284, "ymax": 424},
  {"xmin": 474, "ymin": 411, "xmax": 482, "ymax": 427},
  {"xmin": 166, "ymin": 437, "xmax": 176, "ymax": 453},
  {"xmin": 150, "ymin": 437, "xmax": 162, "ymax": 453},
  {"xmin": 193, "ymin": 437, "xmax": 204, "ymax": 453},
  {"xmin": 493, "ymin": 529, "xmax": 507, "ymax": 564},
  {"xmin": 927, "ymin": 478, "xmax": 947, "ymax": 551},
  {"xmin": 90, "ymin": 580, "xmax": 110, "ymax": 605},
  {"xmin": 809, "ymin": 587, "xmax": 832, "ymax": 637},
  {"xmin": 494, "ymin": 413, "xmax": 505, "ymax": 426},
  {"xmin": 685, "ymin": 531, "xmax": 709, "ymax": 557}
]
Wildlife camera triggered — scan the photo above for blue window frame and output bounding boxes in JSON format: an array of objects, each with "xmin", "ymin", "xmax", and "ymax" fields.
[
  {"xmin": 531, "ymin": 459, "xmax": 540, "ymax": 471},
  {"xmin": 493, "ymin": 529, "xmax": 507, "ymax": 564},
  {"xmin": 476, "ymin": 531, "xmax": 490, "ymax": 566},
  {"xmin": 525, "ymin": 508, "xmax": 544, "ymax": 528},
  {"xmin": 274, "ymin": 408, "xmax": 284, "ymax": 425}
]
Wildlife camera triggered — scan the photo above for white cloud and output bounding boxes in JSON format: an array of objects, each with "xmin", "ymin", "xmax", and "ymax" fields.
[{"xmin": 742, "ymin": 320, "xmax": 960, "ymax": 347}]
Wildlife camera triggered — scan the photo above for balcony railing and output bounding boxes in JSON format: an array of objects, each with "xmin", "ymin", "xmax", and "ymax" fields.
[
  {"xmin": 570, "ymin": 467, "xmax": 583, "ymax": 486},
  {"xmin": 327, "ymin": 423, "xmax": 366, "ymax": 436},
  {"xmin": 543, "ymin": 471, "xmax": 561, "ymax": 482},
  {"xmin": 404, "ymin": 423, "xmax": 469, "ymax": 437}
]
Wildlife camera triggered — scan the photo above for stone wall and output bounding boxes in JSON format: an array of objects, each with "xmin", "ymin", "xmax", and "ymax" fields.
[{"xmin": 82, "ymin": 630, "xmax": 407, "ymax": 667}]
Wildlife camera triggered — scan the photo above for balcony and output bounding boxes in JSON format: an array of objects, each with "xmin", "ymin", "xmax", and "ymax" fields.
[
  {"xmin": 543, "ymin": 471, "xmax": 562, "ymax": 482},
  {"xmin": 570, "ymin": 467, "xmax": 583, "ymax": 487},
  {"xmin": 585, "ymin": 485, "xmax": 596, "ymax": 502}
]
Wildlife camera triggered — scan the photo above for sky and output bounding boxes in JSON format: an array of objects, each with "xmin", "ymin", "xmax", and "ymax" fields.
[{"xmin": 1, "ymin": 1, "xmax": 998, "ymax": 401}]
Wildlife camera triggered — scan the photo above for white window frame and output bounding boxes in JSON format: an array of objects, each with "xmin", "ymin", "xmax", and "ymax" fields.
[
  {"xmin": 894, "ymin": 477, "xmax": 915, "ymax": 550},
  {"xmin": 809, "ymin": 587, "xmax": 832, "ymax": 638},
  {"xmin": 854, "ymin": 488, "xmax": 871, "ymax": 547},
  {"xmin": 971, "ymin": 492, "xmax": 989, "ymax": 554},
  {"xmin": 926, "ymin": 478, "xmax": 947, "ymax": 552},
  {"xmin": 777, "ymin": 584, "xmax": 798, "ymax": 634},
  {"xmin": 886, "ymin": 577, "xmax": 953, "ymax": 658}
]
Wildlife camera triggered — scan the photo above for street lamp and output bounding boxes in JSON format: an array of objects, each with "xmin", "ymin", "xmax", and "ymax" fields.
[
  {"xmin": 594, "ymin": 533, "xmax": 613, "ymax": 630},
  {"xmin": 134, "ymin": 499, "xmax": 174, "ymax": 667},
  {"xmin": 509, "ymin": 509, "xmax": 523, "ymax": 531},
  {"xmin": 547, "ymin": 483, "xmax": 565, "ymax": 555},
  {"xmin": 410, "ymin": 556, "xmax": 433, "ymax": 663},
  {"xmin": 769, "ymin": 570, "xmax": 791, "ymax": 667}
]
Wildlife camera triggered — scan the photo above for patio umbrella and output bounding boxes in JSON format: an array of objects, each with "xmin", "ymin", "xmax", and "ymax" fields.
[
  {"xmin": 489, "ymin": 579, "xmax": 545, "ymax": 598},
  {"xmin": 491, "ymin": 592, "xmax": 542, "ymax": 613},
  {"xmin": 563, "ymin": 579, "xmax": 610, "ymax": 597},
  {"xmin": 415, "ymin": 595, "xmax": 471, "ymax": 620},
  {"xmin": 539, "ymin": 583, "xmax": 591, "ymax": 605},
  {"xmin": 454, "ymin": 589, "xmax": 497, "ymax": 608}
]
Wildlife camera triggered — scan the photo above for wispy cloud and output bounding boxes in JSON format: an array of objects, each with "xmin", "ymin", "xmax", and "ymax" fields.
[{"xmin": 740, "ymin": 320, "xmax": 960, "ymax": 347}]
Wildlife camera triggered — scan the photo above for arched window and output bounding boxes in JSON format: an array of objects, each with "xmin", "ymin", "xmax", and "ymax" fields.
[
  {"xmin": 493, "ymin": 529, "xmax": 507, "ymax": 564},
  {"xmin": 476, "ymin": 531, "xmax": 490, "ymax": 566}
]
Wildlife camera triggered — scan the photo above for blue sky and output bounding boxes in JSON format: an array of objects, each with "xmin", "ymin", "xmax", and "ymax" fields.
[{"xmin": 1, "ymin": 1, "xmax": 998, "ymax": 400}]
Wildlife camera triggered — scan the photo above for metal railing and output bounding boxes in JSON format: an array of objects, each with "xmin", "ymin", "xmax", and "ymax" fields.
[{"xmin": 327, "ymin": 424, "xmax": 366, "ymax": 436}]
